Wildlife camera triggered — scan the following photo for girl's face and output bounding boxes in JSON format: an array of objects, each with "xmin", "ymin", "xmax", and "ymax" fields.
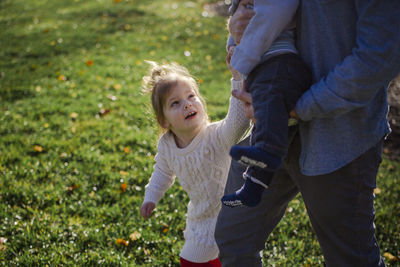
[{"xmin": 162, "ymin": 80, "xmax": 205, "ymax": 138}]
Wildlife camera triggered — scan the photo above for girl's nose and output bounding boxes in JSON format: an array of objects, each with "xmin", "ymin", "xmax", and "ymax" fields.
[{"xmin": 184, "ymin": 102, "xmax": 192, "ymax": 110}]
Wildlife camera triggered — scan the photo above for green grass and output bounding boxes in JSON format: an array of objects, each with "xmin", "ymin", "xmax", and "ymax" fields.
[{"xmin": 0, "ymin": 0, "xmax": 399, "ymax": 266}]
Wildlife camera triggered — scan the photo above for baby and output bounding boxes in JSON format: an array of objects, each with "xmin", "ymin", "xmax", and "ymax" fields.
[{"xmin": 222, "ymin": 0, "xmax": 312, "ymax": 207}]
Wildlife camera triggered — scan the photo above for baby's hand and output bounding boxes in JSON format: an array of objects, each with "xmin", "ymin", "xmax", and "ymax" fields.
[{"xmin": 140, "ymin": 202, "xmax": 156, "ymax": 219}]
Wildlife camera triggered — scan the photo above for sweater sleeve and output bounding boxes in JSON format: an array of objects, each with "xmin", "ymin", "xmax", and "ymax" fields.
[
  {"xmin": 217, "ymin": 79, "xmax": 250, "ymax": 149},
  {"xmin": 230, "ymin": 0, "xmax": 299, "ymax": 75},
  {"xmin": 143, "ymin": 139, "xmax": 175, "ymax": 205},
  {"xmin": 295, "ymin": 0, "xmax": 400, "ymax": 121}
]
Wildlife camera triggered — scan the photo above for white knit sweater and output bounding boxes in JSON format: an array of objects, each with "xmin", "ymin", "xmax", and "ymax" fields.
[{"xmin": 143, "ymin": 79, "xmax": 249, "ymax": 263}]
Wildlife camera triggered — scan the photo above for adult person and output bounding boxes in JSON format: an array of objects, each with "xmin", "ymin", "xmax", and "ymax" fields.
[{"xmin": 214, "ymin": 0, "xmax": 400, "ymax": 266}]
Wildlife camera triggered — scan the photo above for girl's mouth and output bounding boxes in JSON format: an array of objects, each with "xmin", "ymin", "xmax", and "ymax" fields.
[{"xmin": 185, "ymin": 111, "xmax": 197, "ymax": 119}]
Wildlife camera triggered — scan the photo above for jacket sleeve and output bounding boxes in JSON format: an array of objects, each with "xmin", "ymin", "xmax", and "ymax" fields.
[
  {"xmin": 295, "ymin": 0, "xmax": 400, "ymax": 121},
  {"xmin": 143, "ymin": 140, "xmax": 175, "ymax": 205},
  {"xmin": 230, "ymin": 0, "xmax": 299, "ymax": 75}
]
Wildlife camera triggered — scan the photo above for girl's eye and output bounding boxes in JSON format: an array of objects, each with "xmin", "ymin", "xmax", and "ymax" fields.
[
  {"xmin": 171, "ymin": 101, "xmax": 179, "ymax": 107},
  {"xmin": 189, "ymin": 94, "xmax": 195, "ymax": 99}
]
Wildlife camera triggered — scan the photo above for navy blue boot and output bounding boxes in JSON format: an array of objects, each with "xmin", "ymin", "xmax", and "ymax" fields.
[{"xmin": 221, "ymin": 173, "xmax": 271, "ymax": 207}]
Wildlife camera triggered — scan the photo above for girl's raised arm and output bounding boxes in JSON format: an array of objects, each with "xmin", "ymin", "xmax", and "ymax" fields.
[{"xmin": 216, "ymin": 50, "xmax": 250, "ymax": 149}]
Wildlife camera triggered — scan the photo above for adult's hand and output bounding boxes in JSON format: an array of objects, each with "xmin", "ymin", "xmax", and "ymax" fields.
[
  {"xmin": 228, "ymin": 0, "xmax": 255, "ymax": 45},
  {"xmin": 232, "ymin": 89, "xmax": 301, "ymax": 122},
  {"xmin": 232, "ymin": 89, "xmax": 255, "ymax": 123}
]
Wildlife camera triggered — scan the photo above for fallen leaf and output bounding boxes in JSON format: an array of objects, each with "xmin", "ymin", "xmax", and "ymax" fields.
[
  {"xmin": 124, "ymin": 147, "xmax": 130, "ymax": 154},
  {"xmin": 374, "ymin": 188, "xmax": 381, "ymax": 195},
  {"xmin": 34, "ymin": 145, "xmax": 43, "ymax": 152},
  {"xmin": 129, "ymin": 231, "xmax": 141, "ymax": 241},
  {"xmin": 99, "ymin": 109, "xmax": 111, "ymax": 117},
  {"xmin": 115, "ymin": 238, "xmax": 129, "ymax": 246},
  {"xmin": 384, "ymin": 252, "xmax": 398, "ymax": 262},
  {"xmin": 58, "ymin": 75, "xmax": 66, "ymax": 81},
  {"xmin": 67, "ymin": 184, "xmax": 79, "ymax": 191},
  {"xmin": 161, "ymin": 224, "xmax": 169, "ymax": 233},
  {"xmin": 120, "ymin": 183, "xmax": 127, "ymax": 192},
  {"xmin": 85, "ymin": 60, "xmax": 93, "ymax": 66}
]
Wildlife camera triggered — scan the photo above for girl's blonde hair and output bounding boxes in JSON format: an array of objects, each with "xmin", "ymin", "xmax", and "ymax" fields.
[{"xmin": 142, "ymin": 61, "xmax": 207, "ymax": 129}]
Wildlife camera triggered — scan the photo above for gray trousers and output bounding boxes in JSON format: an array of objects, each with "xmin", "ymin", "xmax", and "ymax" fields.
[{"xmin": 215, "ymin": 131, "xmax": 385, "ymax": 267}]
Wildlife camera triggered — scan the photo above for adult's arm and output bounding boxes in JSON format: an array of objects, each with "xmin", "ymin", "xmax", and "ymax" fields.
[
  {"xmin": 295, "ymin": 1, "xmax": 400, "ymax": 121},
  {"xmin": 230, "ymin": 0, "xmax": 299, "ymax": 75}
]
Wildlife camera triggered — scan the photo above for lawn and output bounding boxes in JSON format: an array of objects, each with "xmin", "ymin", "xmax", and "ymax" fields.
[{"xmin": 0, "ymin": 0, "xmax": 399, "ymax": 266}]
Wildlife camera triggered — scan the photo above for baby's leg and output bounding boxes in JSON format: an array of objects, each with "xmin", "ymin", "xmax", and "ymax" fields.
[
  {"xmin": 232, "ymin": 54, "xmax": 309, "ymax": 167},
  {"xmin": 222, "ymin": 130, "xmax": 293, "ymax": 207},
  {"xmin": 224, "ymin": 53, "xmax": 311, "ymax": 207}
]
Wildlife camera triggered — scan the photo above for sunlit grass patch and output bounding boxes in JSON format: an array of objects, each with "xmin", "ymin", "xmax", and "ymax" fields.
[{"xmin": 0, "ymin": 0, "xmax": 399, "ymax": 265}]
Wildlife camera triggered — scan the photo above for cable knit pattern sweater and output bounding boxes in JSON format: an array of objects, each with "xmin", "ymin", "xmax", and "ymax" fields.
[{"xmin": 143, "ymin": 79, "xmax": 249, "ymax": 263}]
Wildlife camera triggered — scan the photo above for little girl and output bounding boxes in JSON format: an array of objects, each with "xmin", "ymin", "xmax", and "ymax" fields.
[{"xmin": 140, "ymin": 55, "xmax": 249, "ymax": 266}]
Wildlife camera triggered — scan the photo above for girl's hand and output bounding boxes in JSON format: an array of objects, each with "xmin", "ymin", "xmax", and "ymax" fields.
[
  {"xmin": 226, "ymin": 46, "xmax": 241, "ymax": 80},
  {"xmin": 232, "ymin": 89, "xmax": 255, "ymax": 123},
  {"xmin": 140, "ymin": 202, "xmax": 156, "ymax": 219}
]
